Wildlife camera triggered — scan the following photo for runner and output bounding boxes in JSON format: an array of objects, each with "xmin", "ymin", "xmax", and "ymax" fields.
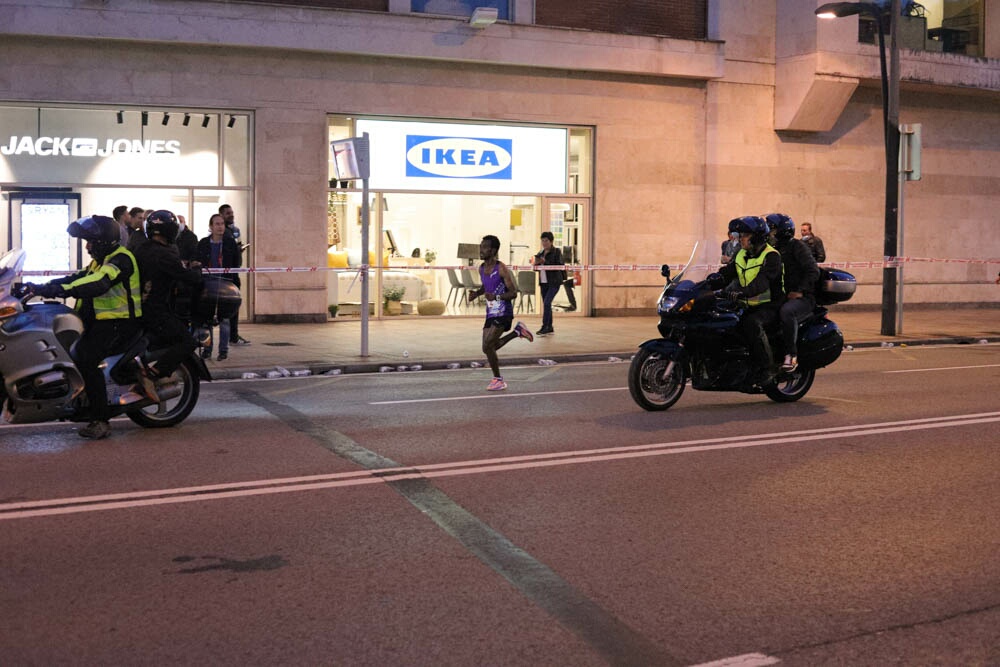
[{"xmin": 467, "ymin": 235, "xmax": 533, "ymax": 391}]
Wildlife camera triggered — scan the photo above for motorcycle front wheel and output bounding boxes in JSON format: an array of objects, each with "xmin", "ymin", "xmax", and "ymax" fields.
[
  {"xmin": 765, "ymin": 367, "xmax": 815, "ymax": 403},
  {"xmin": 127, "ymin": 359, "xmax": 201, "ymax": 428},
  {"xmin": 628, "ymin": 347, "xmax": 685, "ymax": 411}
]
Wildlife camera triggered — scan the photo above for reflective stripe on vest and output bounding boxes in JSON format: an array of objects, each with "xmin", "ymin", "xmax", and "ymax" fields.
[
  {"xmin": 71, "ymin": 247, "xmax": 142, "ymax": 320},
  {"xmin": 735, "ymin": 245, "xmax": 778, "ymax": 307}
]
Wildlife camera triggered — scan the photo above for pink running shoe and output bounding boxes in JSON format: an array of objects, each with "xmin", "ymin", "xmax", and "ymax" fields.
[
  {"xmin": 487, "ymin": 377, "xmax": 507, "ymax": 391},
  {"xmin": 514, "ymin": 321, "xmax": 533, "ymax": 342}
]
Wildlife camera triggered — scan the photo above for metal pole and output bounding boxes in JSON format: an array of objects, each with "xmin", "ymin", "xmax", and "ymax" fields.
[
  {"xmin": 879, "ymin": 0, "xmax": 902, "ymax": 336},
  {"xmin": 897, "ymin": 136, "xmax": 906, "ymax": 334},
  {"xmin": 360, "ymin": 176, "xmax": 370, "ymax": 357}
]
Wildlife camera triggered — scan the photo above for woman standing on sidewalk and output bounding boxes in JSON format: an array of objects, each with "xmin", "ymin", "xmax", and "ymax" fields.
[{"xmin": 531, "ymin": 231, "xmax": 566, "ymax": 337}]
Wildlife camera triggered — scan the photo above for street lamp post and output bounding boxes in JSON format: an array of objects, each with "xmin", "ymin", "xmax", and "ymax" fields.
[{"xmin": 816, "ymin": 0, "xmax": 901, "ymax": 336}]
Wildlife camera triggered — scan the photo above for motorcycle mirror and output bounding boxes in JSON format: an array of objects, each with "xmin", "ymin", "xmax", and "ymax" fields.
[{"xmin": 660, "ymin": 264, "xmax": 671, "ymax": 279}]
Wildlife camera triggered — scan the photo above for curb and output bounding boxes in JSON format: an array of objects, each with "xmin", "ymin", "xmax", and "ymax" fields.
[{"xmin": 206, "ymin": 336, "xmax": 1000, "ymax": 380}]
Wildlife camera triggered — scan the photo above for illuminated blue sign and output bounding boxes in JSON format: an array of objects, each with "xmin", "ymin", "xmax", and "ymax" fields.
[{"xmin": 405, "ymin": 135, "xmax": 512, "ymax": 180}]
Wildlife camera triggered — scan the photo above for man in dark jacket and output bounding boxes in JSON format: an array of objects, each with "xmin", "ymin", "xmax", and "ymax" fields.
[
  {"xmin": 133, "ymin": 210, "xmax": 203, "ymax": 381},
  {"xmin": 767, "ymin": 213, "xmax": 820, "ymax": 372},
  {"xmin": 800, "ymin": 222, "xmax": 826, "ymax": 263},
  {"xmin": 196, "ymin": 213, "xmax": 242, "ymax": 360}
]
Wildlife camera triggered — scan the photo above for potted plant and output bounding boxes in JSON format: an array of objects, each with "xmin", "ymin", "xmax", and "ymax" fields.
[
  {"xmin": 383, "ymin": 284, "xmax": 405, "ymax": 315},
  {"xmin": 423, "ymin": 249, "xmax": 437, "ymax": 265},
  {"xmin": 327, "ymin": 304, "xmax": 339, "ymax": 319}
]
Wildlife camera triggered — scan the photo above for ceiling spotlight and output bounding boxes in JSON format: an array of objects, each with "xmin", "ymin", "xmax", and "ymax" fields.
[
  {"xmin": 469, "ymin": 6, "xmax": 498, "ymax": 28},
  {"xmin": 141, "ymin": 111, "xmax": 148, "ymax": 126},
  {"xmin": 227, "ymin": 115, "xmax": 236, "ymax": 128},
  {"xmin": 182, "ymin": 113, "xmax": 191, "ymax": 127},
  {"xmin": 116, "ymin": 110, "xmax": 124, "ymax": 124},
  {"xmin": 202, "ymin": 115, "xmax": 211, "ymax": 128},
  {"xmin": 162, "ymin": 112, "xmax": 170, "ymax": 126}
]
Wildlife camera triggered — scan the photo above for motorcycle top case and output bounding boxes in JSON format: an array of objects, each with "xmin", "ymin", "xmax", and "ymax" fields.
[
  {"xmin": 191, "ymin": 275, "xmax": 242, "ymax": 320},
  {"xmin": 815, "ymin": 268, "xmax": 856, "ymax": 305},
  {"xmin": 797, "ymin": 318, "xmax": 844, "ymax": 370}
]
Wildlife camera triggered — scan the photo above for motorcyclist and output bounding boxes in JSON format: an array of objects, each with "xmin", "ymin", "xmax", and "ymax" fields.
[
  {"xmin": 766, "ymin": 213, "xmax": 819, "ymax": 372},
  {"xmin": 26, "ymin": 215, "xmax": 147, "ymax": 439},
  {"xmin": 711, "ymin": 215, "xmax": 785, "ymax": 386},
  {"xmin": 132, "ymin": 210, "xmax": 203, "ymax": 382}
]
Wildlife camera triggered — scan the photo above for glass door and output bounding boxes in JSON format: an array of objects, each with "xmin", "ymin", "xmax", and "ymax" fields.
[{"xmin": 543, "ymin": 198, "xmax": 589, "ymax": 315}]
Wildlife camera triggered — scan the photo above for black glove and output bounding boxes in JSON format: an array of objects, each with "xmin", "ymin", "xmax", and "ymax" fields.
[
  {"xmin": 723, "ymin": 287, "xmax": 743, "ymax": 302},
  {"xmin": 705, "ymin": 272, "xmax": 724, "ymax": 289},
  {"xmin": 29, "ymin": 282, "xmax": 64, "ymax": 299}
]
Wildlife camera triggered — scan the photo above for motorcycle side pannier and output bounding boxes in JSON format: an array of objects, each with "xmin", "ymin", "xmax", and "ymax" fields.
[
  {"xmin": 797, "ymin": 319, "xmax": 844, "ymax": 370},
  {"xmin": 191, "ymin": 275, "xmax": 242, "ymax": 321},
  {"xmin": 815, "ymin": 268, "xmax": 856, "ymax": 306}
]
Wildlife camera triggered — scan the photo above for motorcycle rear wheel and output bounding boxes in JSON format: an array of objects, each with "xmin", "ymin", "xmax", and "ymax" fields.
[
  {"xmin": 765, "ymin": 367, "xmax": 815, "ymax": 403},
  {"xmin": 127, "ymin": 359, "xmax": 200, "ymax": 428},
  {"xmin": 628, "ymin": 347, "xmax": 685, "ymax": 411}
]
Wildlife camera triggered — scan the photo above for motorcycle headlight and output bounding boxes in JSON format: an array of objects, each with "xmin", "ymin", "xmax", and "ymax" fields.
[{"xmin": 658, "ymin": 296, "xmax": 680, "ymax": 313}]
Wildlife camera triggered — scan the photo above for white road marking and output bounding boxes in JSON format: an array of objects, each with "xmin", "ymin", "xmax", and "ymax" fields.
[
  {"xmin": 884, "ymin": 363, "xmax": 1000, "ymax": 374},
  {"xmin": 689, "ymin": 653, "xmax": 781, "ymax": 667},
  {"xmin": 370, "ymin": 386, "xmax": 627, "ymax": 404},
  {"xmin": 2, "ymin": 411, "xmax": 997, "ymax": 522}
]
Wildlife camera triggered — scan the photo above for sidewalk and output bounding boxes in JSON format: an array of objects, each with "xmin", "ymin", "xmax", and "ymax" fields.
[{"xmin": 207, "ymin": 307, "xmax": 1000, "ymax": 379}]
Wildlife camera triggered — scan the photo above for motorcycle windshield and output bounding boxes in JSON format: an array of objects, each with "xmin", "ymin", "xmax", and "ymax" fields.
[
  {"xmin": 670, "ymin": 239, "xmax": 720, "ymax": 287},
  {"xmin": 0, "ymin": 249, "xmax": 27, "ymax": 289}
]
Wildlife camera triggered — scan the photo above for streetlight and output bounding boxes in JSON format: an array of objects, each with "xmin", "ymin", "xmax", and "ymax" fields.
[{"xmin": 816, "ymin": 0, "xmax": 901, "ymax": 335}]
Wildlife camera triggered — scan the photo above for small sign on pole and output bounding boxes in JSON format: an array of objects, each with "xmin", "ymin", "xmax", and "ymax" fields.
[{"xmin": 900, "ymin": 123, "xmax": 921, "ymax": 181}]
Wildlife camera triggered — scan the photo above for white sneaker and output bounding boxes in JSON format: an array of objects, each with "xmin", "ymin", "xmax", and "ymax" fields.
[{"xmin": 780, "ymin": 355, "xmax": 798, "ymax": 372}]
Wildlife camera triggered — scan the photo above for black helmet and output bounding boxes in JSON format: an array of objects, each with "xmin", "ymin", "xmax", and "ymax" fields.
[
  {"xmin": 68, "ymin": 215, "xmax": 120, "ymax": 261},
  {"xmin": 765, "ymin": 213, "xmax": 795, "ymax": 243},
  {"xmin": 68, "ymin": 215, "xmax": 119, "ymax": 244},
  {"xmin": 145, "ymin": 210, "xmax": 179, "ymax": 244},
  {"xmin": 728, "ymin": 215, "xmax": 769, "ymax": 246}
]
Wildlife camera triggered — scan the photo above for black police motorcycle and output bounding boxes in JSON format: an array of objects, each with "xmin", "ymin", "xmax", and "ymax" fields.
[
  {"xmin": 628, "ymin": 241, "xmax": 856, "ymax": 411},
  {"xmin": 0, "ymin": 249, "xmax": 238, "ymax": 429}
]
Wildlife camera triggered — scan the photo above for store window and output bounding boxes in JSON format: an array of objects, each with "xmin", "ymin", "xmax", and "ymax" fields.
[
  {"xmin": 411, "ymin": 0, "xmax": 510, "ymax": 20},
  {"xmin": 325, "ymin": 115, "xmax": 592, "ymax": 318},
  {"xmin": 1, "ymin": 105, "xmax": 252, "ymax": 317}
]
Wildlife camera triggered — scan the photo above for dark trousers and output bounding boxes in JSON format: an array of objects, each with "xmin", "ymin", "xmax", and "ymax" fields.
[
  {"xmin": 74, "ymin": 319, "xmax": 141, "ymax": 421},
  {"xmin": 540, "ymin": 282, "xmax": 561, "ymax": 329},
  {"xmin": 739, "ymin": 305, "xmax": 778, "ymax": 372},
  {"xmin": 229, "ymin": 314, "xmax": 239, "ymax": 343},
  {"xmin": 143, "ymin": 311, "xmax": 197, "ymax": 377},
  {"xmin": 779, "ymin": 296, "xmax": 815, "ymax": 356}
]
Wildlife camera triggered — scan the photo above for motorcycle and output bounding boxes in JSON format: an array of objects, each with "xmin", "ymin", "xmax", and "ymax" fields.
[
  {"xmin": 0, "ymin": 248, "xmax": 222, "ymax": 428},
  {"xmin": 628, "ymin": 240, "xmax": 856, "ymax": 411}
]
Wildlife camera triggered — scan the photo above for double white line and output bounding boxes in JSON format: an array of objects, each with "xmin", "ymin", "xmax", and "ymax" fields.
[{"xmin": 3, "ymin": 412, "xmax": 998, "ymax": 521}]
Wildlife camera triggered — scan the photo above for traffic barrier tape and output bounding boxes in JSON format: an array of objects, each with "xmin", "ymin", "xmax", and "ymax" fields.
[{"xmin": 19, "ymin": 256, "xmax": 1000, "ymax": 277}]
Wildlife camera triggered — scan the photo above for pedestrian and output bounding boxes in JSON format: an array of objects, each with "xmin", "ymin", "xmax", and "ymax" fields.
[
  {"xmin": 466, "ymin": 235, "xmax": 533, "ymax": 391},
  {"xmin": 125, "ymin": 206, "xmax": 147, "ymax": 252},
  {"xmin": 800, "ymin": 222, "xmax": 826, "ymax": 263},
  {"xmin": 720, "ymin": 230, "xmax": 740, "ymax": 264},
  {"xmin": 176, "ymin": 214, "xmax": 198, "ymax": 267},
  {"xmin": 995, "ymin": 271, "xmax": 1000, "ymax": 285},
  {"xmin": 196, "ymin": 213, "xmax": 241, "ymax": 361},
  {"xmin": 112, "ymin": 205, "xmax": 131, "ymax": 246},
  {"xmin": 218, "ymin": 203, "xmax": 250, "ymax": 346},
  {"xmin": 530, "ymin": 231, "xmax": 566, "ymax": 336}
]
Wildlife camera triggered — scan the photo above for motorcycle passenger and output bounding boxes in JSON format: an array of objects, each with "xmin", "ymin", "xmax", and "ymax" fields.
[
  {"xmin": 766, "ymin": 213, "xmax": 819, "ymax": 372},
  {"xmin": 26, "ymin": 215, "xmax": 146, "ymax": 439},
  {"xmin": 132, "ymin": 210, "xmax": 203, "ymax": 384},
  {"xmin": 713, "ymin": 215, "xmax": 785, "ymax": 386}
]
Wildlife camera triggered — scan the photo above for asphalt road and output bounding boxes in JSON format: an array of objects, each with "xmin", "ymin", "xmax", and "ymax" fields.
[{"xmin": 2, "ymin": 344, "xmax": 999, "ymax": 666}]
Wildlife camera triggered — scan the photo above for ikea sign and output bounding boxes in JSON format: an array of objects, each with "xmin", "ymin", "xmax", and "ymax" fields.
[
  {"xmin": 356, "ymin": 119, "xmax": 566, "ymax": 193},
  {"xmin": 405, "ymin": 136, "xmax": 512, "ymax": 180}
]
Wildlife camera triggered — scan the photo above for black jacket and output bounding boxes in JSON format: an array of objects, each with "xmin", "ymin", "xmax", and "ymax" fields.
[
  {"xmin": 133, "ymin": 239, "xmax": 203, "ymax": 319},
  {"xmin": 534, "ymin": 246, "xmax": 566, "ymax": 286},
  {"xmin": 197, "ymin": 235, "xmax": 242, "ymax": 287},
  {"xmin": 776, "ymin": 238, "xmax": 819, "ymax": 298}
]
